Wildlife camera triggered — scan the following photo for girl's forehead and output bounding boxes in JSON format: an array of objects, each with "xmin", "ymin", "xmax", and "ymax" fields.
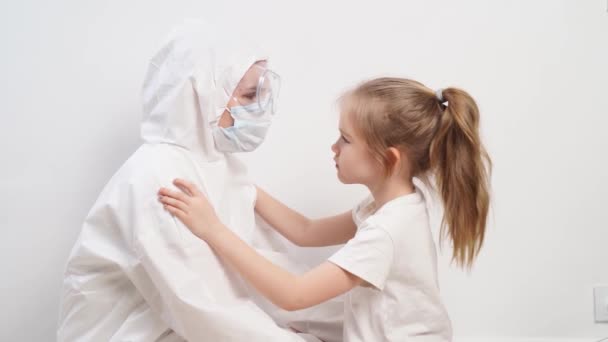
[
  {"xmin": 338, "ymin": 94, "xmax": 361, "ymax": 125},
  {"xmin": 339, "ymin": 110, "xmax": 355, "ymax": 129}
]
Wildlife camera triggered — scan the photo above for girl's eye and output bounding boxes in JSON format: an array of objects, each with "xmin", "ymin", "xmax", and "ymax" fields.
[
  {"xmin": 242, "ymin": 93, "xmax": 256, "ymax": 100},
  {"xmin": 341, "ymin": 135, "xmax": 350, "ymax": 144}
]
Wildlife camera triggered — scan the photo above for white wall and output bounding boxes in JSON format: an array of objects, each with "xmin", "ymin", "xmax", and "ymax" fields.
[{"xmin": 1, "ymin": 0, "xmax": 607, "ymax": 341}]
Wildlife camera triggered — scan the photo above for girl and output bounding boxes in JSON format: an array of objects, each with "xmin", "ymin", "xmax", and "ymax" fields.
[{"xmin": 159, "ymin": 77, "xmax": 491, "ymax": 341}]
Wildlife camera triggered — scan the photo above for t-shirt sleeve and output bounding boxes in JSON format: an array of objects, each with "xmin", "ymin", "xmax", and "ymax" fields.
[{"xmin": 328, "ymin": 220, "xmax": 394, "ymax": 290}]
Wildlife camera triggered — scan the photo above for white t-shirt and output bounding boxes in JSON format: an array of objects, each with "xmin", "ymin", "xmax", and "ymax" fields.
[{"xmin": 328, "ymin": 189, "xmax": 452, "ymax": 342}]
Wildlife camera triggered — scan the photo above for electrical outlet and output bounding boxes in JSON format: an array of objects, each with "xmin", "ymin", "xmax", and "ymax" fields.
[{"xmin": 595, "ymin": 286, "xmax": 608, "ymax": 323}]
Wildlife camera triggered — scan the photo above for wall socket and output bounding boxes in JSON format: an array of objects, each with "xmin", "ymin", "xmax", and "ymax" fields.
[{"xmin": 595, "ymin": 285, "xmax": 608, "ymax": 323}]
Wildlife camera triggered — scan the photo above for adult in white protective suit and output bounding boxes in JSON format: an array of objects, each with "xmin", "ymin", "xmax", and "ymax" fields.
[{"xmin": 57, "ymin": 20, "xmax": 342, "ymax": 342}]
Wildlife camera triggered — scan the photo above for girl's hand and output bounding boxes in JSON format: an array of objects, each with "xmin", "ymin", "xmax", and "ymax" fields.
[{"xmin": 158, "ymin": 178, "xmax": 223, "ymax": 241}]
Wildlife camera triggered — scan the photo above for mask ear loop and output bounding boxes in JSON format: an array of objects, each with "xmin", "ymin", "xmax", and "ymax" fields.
[{"xmin": 223, "ymin": 94, "xmax": 237, "ymax": 117}]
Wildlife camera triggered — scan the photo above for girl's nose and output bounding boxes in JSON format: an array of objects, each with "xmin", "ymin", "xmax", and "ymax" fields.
[{"xmin": 331, "ymin": 141, "xmax": 339, "ymax": 154}]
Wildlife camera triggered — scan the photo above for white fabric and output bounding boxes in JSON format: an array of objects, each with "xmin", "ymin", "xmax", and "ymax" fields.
[
  {"xmin": 328, "ymin": 188, "xmax": 452, "ymax": 342},
  {"xmin": 57, "ymin": 19, "xmax": 342, "ymax": 342}
]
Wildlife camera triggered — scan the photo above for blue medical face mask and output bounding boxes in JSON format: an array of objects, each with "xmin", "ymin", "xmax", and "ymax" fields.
[
  {"xmin": 230, "ymin": 102, "xmax": 265, "ymax": 116},
  {"xmin": 211, "ymin": 101, "xmax": 274, "ymax": 153}
]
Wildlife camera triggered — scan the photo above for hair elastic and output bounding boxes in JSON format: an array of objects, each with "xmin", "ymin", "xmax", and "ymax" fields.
[{"xmin": 435, "ymin": 88, "xmax": 445, "ymax": 103}]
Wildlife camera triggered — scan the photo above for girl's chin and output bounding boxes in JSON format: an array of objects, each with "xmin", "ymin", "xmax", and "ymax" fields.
[{"xmin": 336, "ymin": 172, "xmax": 351, "ymax": 184}]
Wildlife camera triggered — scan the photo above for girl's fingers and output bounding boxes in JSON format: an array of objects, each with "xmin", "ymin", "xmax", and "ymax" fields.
[
  {"xmin": 159, "ymin": 187, "xmax": 191, "ymax": 203},
  {"xmin": 173, "ymin": 182, "xmax": 193, "ymax": 197},
  {"xmin": 163, "ymin": 203, "xmax": 187, "ymax": 218},
  {"xmin": 174, "ymin": 178, "xmax": 202, "ymax": 197},
  {"xmin": 159, "ymin": 195, "xmax": 189, "ymax": 212}
]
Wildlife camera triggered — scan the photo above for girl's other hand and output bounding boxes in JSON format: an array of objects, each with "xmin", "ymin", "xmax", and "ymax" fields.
[{"xmin": 158, "ymin": 178, "xmax": 223, "ymax": 240}]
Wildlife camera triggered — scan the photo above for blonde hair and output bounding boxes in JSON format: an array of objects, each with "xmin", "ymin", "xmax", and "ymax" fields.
[{"xmin": 340, "ymin": 78, "xmax": 492, "ymax": 268}]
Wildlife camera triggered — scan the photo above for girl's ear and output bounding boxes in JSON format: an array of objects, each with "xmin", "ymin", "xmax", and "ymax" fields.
[{"xmin": 386, "ymin": 147, "xmax": 402, "ymax": 175}]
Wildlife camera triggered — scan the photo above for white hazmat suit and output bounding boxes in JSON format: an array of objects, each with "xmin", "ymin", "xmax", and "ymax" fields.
[{"xmin": 57, "ymin": 20, "xmax": 342, "ymax": 342}]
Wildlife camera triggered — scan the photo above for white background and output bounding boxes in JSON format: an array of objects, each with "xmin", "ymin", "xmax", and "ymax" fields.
[{"xmin": 1, "ymin": 0, "xmax": 607, "ymax": 341}]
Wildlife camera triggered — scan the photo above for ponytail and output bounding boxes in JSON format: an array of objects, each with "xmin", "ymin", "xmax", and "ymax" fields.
[{"xmin": 429, "ymin": 88, "xmax": 491, "ymax": 268}]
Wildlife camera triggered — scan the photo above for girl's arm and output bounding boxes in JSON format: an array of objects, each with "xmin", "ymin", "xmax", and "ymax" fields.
[
  {"xmin": 255, "ymin": 186, "xmax": 356, "ymax": 247},
  {"xmin": 207, "ymin": 224, "xmax": 361, "ymax": 311},
  {"xmin": 158, "ymin": 179, "xmax": 362, "ymax": 311}
]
